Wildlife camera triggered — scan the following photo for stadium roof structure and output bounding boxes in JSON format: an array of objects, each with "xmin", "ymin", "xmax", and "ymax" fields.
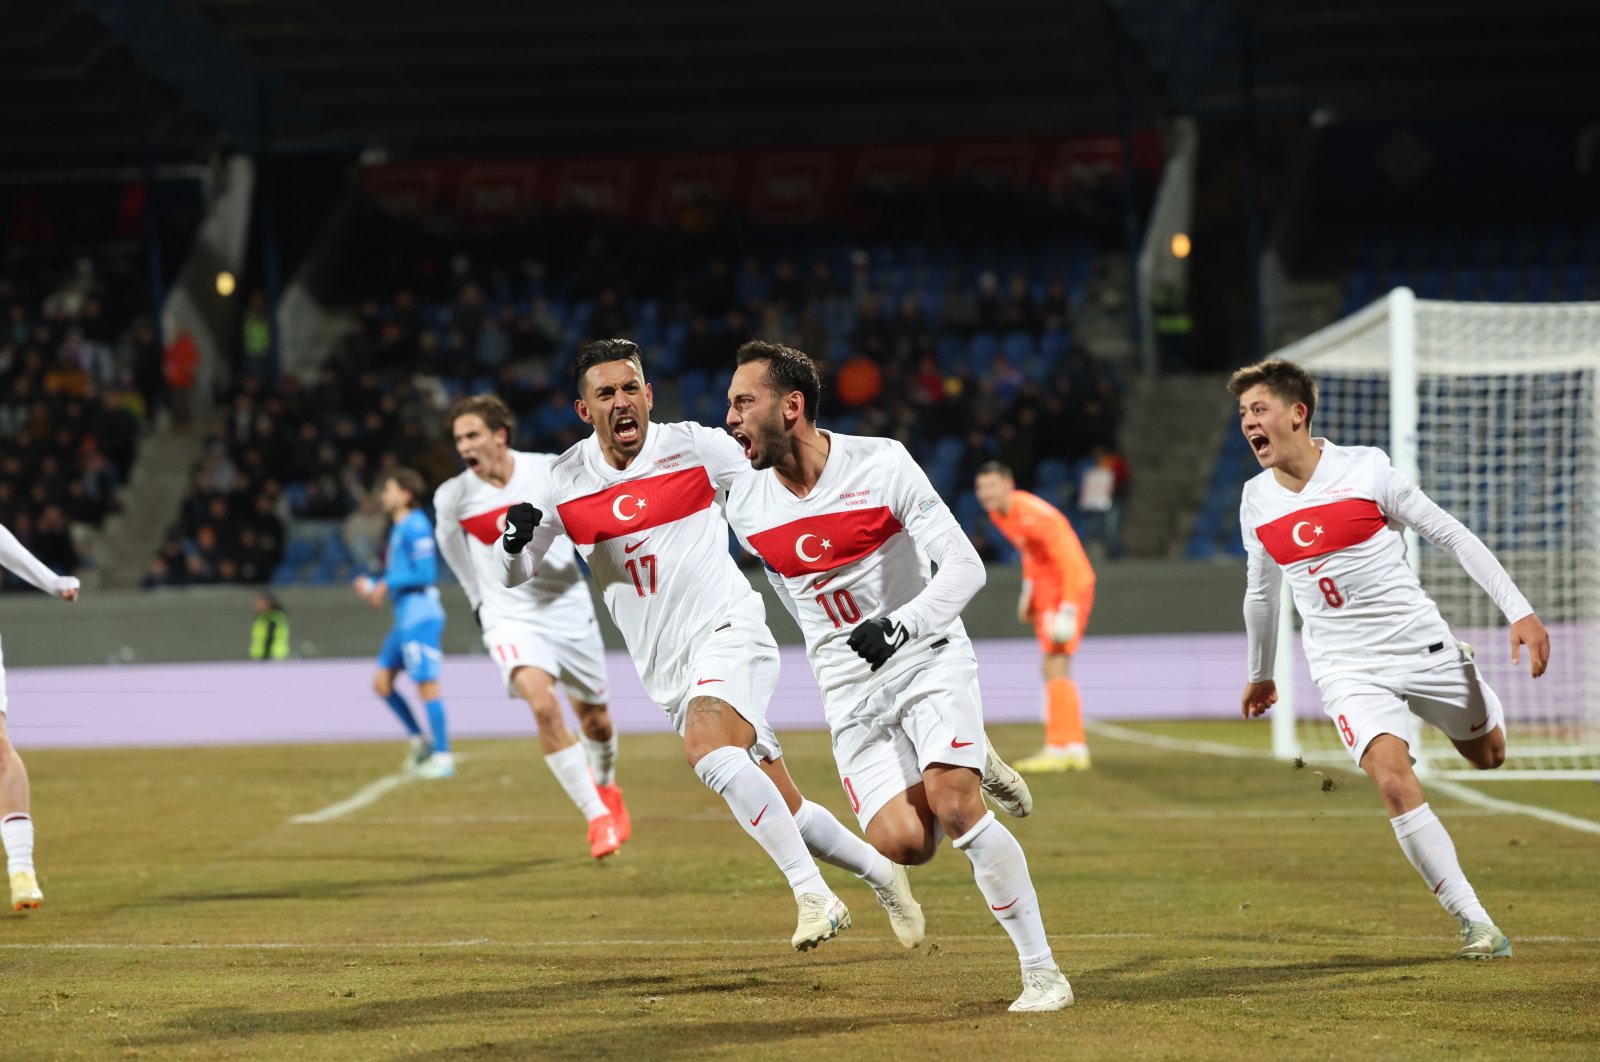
[{"xmin": 2, "ymin": 0, "xmax": 1594, "ymax": 176}]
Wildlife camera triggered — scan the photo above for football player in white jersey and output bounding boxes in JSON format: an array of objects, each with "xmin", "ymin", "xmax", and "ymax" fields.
[
  {"xmin": 501, "ymin": 339, "xmax": 924, "ymax": 954},
  {"xmin": 1232, "ymin": 358, "xmax": 1550, "ymax": 960},
  {"xmin": 722, "ymin": 341, "xmax": 1073, "ymax": 1014},
  {"xmin": 434, "ymin": 394, "xmax": 627, "ymax": 860},
  {"xmin": 0, "ymin": 520, "xmax": 81, "ymax": 912}
]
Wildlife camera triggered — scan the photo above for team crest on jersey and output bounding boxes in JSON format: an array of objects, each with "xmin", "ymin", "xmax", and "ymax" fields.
[
  {"xmin": 1254, "ymin": 498, "xmax": 1386, "ymax": 565},
  {"xmin": 460, "ymin": 505, "xmax": 512, "ymax": 545},
  {"xmin": 557, "ymin": 467, "xmax": 716, "ymax": 545},
  {"xmin": 747, "ymin": 506, "xmax": 904, "ymax": 577}
]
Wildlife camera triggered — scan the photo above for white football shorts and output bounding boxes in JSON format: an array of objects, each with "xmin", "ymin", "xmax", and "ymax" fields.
[
  {"xmin": 826, "ymin": 641, "xmax": 987, "ymax": 830},
  {"xmin": 482, "ymin": 611, "xmax": 609, "ymax": 705},
  {"xmin": 1318, "ymin": 640, "xmax": 1504, "ymax": 765},
  {"xmin": 663, "ymin": 619, "xmax": 783, "ymax": 763}
]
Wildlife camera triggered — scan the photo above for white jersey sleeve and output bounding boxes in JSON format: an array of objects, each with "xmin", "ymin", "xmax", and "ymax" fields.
[
  {"xmin": 879, "ymin": 442, "xmax": 984, "ymax": 639},
  {"xmin": 432, "ymin": 478, "xmax": 481, "ymax": 611},
  {"xmin": 1374, "ymin": 459, "xmax": 1534, "ymax": 625},
  {"xmin": 1240, "ymin": 512, "xmax": 1283, "ymax": 683},
  {"xmin": 0, "ymin": 522, "xmax": 78, "ymax": 597}
]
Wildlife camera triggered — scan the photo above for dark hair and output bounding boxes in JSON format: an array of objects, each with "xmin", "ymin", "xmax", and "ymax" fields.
[
  {"xmin": 447, "ymin": 394, "xmax": 515, "ymax": 443},
  {"xmin": 735, "ymin": 340, "xmax": 821, "ymax": 423},
  {"xmin": 1227, "ymin": 358, "xmax": 1318, "ymax": 423},
  {"xmin": 384, "ymin": 467, "xmax": 427, "ymax": 505},
  {"xmin": 975, "ymin": 460, "xmax": 1013, "ymax": 479},
  {"xmin": 575, "ymin": 338, "xmax": 645, "ymax": 394}
]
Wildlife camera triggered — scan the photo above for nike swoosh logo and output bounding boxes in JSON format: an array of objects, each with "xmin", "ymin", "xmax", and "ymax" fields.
[
  {"xmin": 624, "ymin": 538, "xmax": 649, "ymax": 554},
  {"xmin": 991, "ymin": 897, "xmax": 1019, "ymax": 911},
  {"xmin": 812, "ymin": 576, "xmax": 834, "ymax": 590},
  {"xmin": 887, "ymin": 624, "xmax": 908, "ymax": 649},
  {"xmin": 1307, "ymin": 559, "xmax": 1330, "ymax": 574},
  {"xmin": 750, "ymin": 804, "xmax": 768, "ymax": 827},
  {"xmin": 950, "ymin": 739, "xmax": 975, "ymax": 749},
  {"xmin": 696, "ymin": 678, "xmax": 724, "ymax": 686},
  {"xmin": 1469, "ymin": 720, "xmax": 1488, "ymax": 732},
  {"xmin": 1432, "ymin": 877, "xmax": 1447, "ymax": 895}
]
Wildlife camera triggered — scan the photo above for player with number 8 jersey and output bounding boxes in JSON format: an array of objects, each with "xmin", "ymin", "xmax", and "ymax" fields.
[
  {"xmin": 1232, "ymin": 358, "xmax": 1551, "ymax": 962},
  {"xmin": 502, "ymin": 340, "xmax": 926, "ymax": 957},
  {"xmin": 723, "ymin": 341, "xmax": 1071, "ymax": 1014}
]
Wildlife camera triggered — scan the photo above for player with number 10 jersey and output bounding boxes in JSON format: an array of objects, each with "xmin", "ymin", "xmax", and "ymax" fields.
[{"xmin": 501, "ymin": 339, "xmax": 925, "ymax": 956}]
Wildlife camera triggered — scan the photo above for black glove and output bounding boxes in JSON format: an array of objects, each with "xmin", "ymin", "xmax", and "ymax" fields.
[
  {"xmin": 847, "ymin": 616, "xmax": 909, "ymax": 672},
  {"xmin": 503, "ymin": 502, "xmax": 541, "ymax": 554}
]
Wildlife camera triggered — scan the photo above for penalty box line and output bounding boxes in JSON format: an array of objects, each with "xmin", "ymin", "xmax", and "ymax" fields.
[
  {"xmin": 1089, "ymin": 722, "xmax": 1600, "ymax": 837},
  {"xmin": 288, "ymin": 756, "xmax": 470, "ymax": 825}
]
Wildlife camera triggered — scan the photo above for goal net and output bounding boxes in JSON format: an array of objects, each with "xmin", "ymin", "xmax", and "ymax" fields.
[{"xmin": 1267, "ymin": 288, "xmax": 1600, "ymax": 779}]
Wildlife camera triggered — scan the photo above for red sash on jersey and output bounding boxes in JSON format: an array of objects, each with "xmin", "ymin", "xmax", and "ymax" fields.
[
  {"xmin": 1255, "ymin": 498, "xmax": 1386, "ymax": 565},
  {"xmin": 460, "ymin": 505, "xmax": 511, "ymax": 545},
  {"xmin": 747, "ymin": 506, "xmax": 904, "ymax": 577},
  {"xmin": 557, "ymin": 467, "xmax": 717, "ymax": 545}
]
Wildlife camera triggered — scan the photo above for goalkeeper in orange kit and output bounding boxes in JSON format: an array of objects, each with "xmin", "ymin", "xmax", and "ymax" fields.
[{"xmin": 975, "ymin": 462, "xmax": 1095, "ymax": 771}]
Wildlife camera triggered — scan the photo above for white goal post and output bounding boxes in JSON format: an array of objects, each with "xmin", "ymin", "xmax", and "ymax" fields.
[{"xmin": 1265, "ymin": 287, "xmax": 1600, "ymax": 780}]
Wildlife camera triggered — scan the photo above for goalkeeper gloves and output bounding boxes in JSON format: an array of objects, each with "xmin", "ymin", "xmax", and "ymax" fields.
[
  {"xmin": 503, "ymin": 502, "xmax": 540, "ymax": 554},
  {"xmin": 847, "ymin": 616, "xmax": 909, "ymax": 672},
  {"xmin": 1050, "ymin": 602, "xmax": 1080, "ymax": 644}
]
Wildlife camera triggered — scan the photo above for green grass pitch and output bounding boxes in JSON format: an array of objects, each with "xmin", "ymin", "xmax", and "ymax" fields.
[{"xmin": 3, "ymin": 722, "xmax": 1597, "ymax": 1059}]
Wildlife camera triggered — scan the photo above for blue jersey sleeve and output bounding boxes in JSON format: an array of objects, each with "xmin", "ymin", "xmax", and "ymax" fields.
[{"xmin": 384, "ymin": 511, "xmax": 438, "ymax": 592}]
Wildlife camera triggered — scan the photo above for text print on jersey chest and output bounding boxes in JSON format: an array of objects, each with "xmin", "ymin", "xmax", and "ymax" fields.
[
  {"xmin": 747, "ymin": 506, "xmax": 904, "ymax": 577},
  {"xmin": 557, "ymin": 467, "xmax": 716, "ymax": 545},
  {"xmin": 1255, "ymin": 498, "xmax": 1386, "ymax": 566}
]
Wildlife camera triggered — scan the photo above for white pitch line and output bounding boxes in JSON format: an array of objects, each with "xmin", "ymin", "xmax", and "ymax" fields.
[
  {"xmin": 3, "ymin": 932, "xmax": 1594, "ymax": 952},
  {"xmin": 1426, "ymin": 778, "xmax": 1600, "ymax": 837},
  {"xmin": 288, "ymin": 755, "xmax": 472, "ymax": 824},
  {"xmin": 1088, "ymin": 721, "xmax": 1600, "ymax": 836}
]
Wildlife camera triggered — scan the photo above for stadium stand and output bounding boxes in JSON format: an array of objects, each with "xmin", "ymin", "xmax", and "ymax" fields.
[
  {"xmin": 151, "ymin": 201, "xmax": 1133, "ymax": 587},
  {"xmin": 0, "ymin": 256, "xmax": 154, "ymax": 591}
]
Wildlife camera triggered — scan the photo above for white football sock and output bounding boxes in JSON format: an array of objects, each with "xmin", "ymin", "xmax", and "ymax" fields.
[
  {"xmin": 2, "ymin": 813, "xmax": 35, "ymax": 875},
  {"xmin": 793, "ymin": 799, "xmax": 895, "ymax": 889},
  {"xmin": 694, "ymin": 746, "xmax": 828, "ymax": 899},
  {"xmin": 580, "ymin": 732, "xmax": 618, "ymax": 787},
  {"xmin": 1391, "ymin": 802, "xmax": 1492, "ymax": 924},
  {"xmin": 544, "ymin": 743, "xmax": 608, "ymax": 822},
  {"xmin": 953, "ymin": 810, "xmax": 1054, "ymax": 969}
]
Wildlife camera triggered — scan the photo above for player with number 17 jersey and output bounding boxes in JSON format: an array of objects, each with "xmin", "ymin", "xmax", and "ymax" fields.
[{"xmin": 505, "ymin": 419, "xmax": 767, "ymax": 715}]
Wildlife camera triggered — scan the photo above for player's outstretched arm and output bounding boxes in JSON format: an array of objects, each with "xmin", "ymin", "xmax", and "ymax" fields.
[
  {"xmin": 1241, "ymin": 679, "xmax": 1277, "ymax": 719},
  {"xmin": 1510, "ymin": 614, "xmax": 1551, "ymax": 679},
  {"xmin": 0, "ymin": 521, "xmax": 79, "ymax": 600}
]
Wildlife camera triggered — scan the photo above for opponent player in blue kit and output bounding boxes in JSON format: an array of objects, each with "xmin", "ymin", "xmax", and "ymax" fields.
[{"xmin": 354, "ymin": 469, "xmax": 454, "ymax": 777}]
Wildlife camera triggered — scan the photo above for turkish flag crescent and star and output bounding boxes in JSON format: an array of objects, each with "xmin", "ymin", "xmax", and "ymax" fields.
[
  {"xmin": 556, "ymin": 468, "xmax": 717, "ymax": 545},
  {"xmin": 1253, "ymin": 498, "xmax": 1387, "ymax": 566},
  {"xmin": 747, "ymin": 506, "xmax": 904, "ymax": 578}
]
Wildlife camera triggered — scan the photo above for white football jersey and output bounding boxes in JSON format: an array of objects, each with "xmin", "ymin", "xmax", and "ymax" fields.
[
  {"xmin": 1241, "ymin": 439, "xmax": 1532, "ymax": 682},
  {"xmin": 725, "ymin": 431, "xmax": 972, "ymax": 703},
  {"xmin": 433, "ymin": 451, "xmax": 591, "ymax": 628},
  {"xmin": 510, "ymin": 421, "xmax": 770, "ymax": 707}
]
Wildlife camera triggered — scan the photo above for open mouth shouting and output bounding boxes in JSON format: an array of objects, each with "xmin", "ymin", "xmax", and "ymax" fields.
[
  {"xmin": 730, "ymin": 428, "xmax": 755, "ymax": 461},
  {"xmin": 612, "ymin": 411, "xmax": 642, "ymax": 447},
  {"xmin": 1247, "ymin": 432, "xmax": 1272, "ymax": 463}
]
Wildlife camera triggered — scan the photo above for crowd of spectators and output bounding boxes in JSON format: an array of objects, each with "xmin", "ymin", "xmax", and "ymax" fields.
[
  {"xmin": 152, "ymin": 199, "xmax": 1133, "ymax": 586},
  {"xmin": 0, "ymin": 256, "xmax": 155, "ymax": 591}
]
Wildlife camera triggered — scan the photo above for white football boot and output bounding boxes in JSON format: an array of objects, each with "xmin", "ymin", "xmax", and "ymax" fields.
[
  {"xmin": 792, "ymin": 892, "xmax": 851, "ymax": 952},
  {"xmin": 1009, "ymin": 966, "xmax": 1074, "ymax": 1012},
  {"xmin": 872, "ymin": 863, "xmax": 925, "ymax": 949}
]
